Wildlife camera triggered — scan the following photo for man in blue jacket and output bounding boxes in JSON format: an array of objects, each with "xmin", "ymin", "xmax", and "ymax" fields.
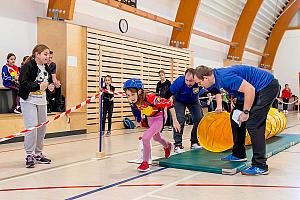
[
  {"xmin": 166, "ymin": 68, "xmax": 222, "ymax": 153},
  {"xmin": 194, "ymin": 65, "xmax": 280, "ymax": 175}
]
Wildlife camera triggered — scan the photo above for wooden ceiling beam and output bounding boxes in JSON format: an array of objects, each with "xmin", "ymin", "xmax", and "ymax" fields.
[
  {"xmin": 93, "ymin": 0, "xmax": 183, "ymax": 29},
  {"xmin": 227, "ymin": 0, "xmax": 264, "ymax": 61},
  {"xmin": 169, "ymin": 0, "xmax": 201, "ymax": 48}
]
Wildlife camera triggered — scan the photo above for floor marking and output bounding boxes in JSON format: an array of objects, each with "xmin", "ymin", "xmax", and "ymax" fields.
[
  {"xmin": 0, "ymin": 159, "xmax": 94, "ymax": 182},
  {"xmin": 131, "ymin": 172, "xmax": 200, "ymax": 200},
  {"xmin": 149, "ymin": 194, "xmax": 179, "ymax": 200},
  {"xmin": 176, "ymin": 183, "xmax": 300, "ymax": 189},
  {"xmin": 0, "ymin": 184, "xmax": 163, "ymax": 192},
  {"xmin": 65, "ymin": 167, "xmax": 167, "ymax": 200},
  {"xmin": 1, "ymin": 182, "xmax": 300, "ymax": 193},
  {"xmin": 0, "ymin": 137, "xmax": 189, "ymax": 182}
]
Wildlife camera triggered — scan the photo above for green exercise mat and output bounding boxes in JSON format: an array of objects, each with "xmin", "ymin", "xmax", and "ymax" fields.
[{"xmin": 159, "ymin": 134, "xmax": 300, "ymax": 175}]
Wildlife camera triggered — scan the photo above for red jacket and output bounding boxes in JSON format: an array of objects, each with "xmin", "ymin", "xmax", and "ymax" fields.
[
  {"xmin": 282, "ymin": 88, "xmax": 292, "ymax": 99},
  {"xmin": 136, "ymin": 93, "xmax": 173, "ymax": 117}
]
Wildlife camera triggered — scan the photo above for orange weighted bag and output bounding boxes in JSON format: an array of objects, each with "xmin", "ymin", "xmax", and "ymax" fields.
[{"xmin": 197, "ymin": 108, "xmax": 287, "ymax": 152}]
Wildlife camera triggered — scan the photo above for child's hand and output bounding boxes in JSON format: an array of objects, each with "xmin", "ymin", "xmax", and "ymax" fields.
[
  {"xmin": 48, "ymin": 83, "xmax": 55, "ymax": 92},
  {"xmin": 39, "ymin": 82, "xmax": 49, "ymax": 91},
  {"xmin": 54, "ymin": 80, "xmax": 61, "ymax": 88},
  {"xmin": 135, "ymin": 122, "xmax": 142, "ymax": 128},
  {"xmin": 172, "ymin": 119, "xmax": 181, "ymax": 133}
]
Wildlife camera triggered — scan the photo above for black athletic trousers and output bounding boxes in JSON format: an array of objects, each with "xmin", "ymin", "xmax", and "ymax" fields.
[{"xmin": 230, "ymin": 79, "xmax": 280, "ymax": 170}]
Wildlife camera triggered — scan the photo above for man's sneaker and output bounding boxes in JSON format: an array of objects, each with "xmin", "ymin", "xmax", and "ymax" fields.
[
  {"xmin": 26, "ymin": 155, "xmax": 35, "ymax": 168},
  {"xmin": 137, "ymin": 161, "xmax": 150, "ymax": 172},
  {"xmin": 34, "ymin": 153, "xmax": 51, "ymax": 164},
  {"xmin": 221, "ymin": 154, "xmax": 247, "ymax": 162},
  {"xmin": 191, "ymin": 143, "xmax": 202, "ymax": 149},
  {"xmin": 241, "ymin": 166, "xmax": 269, "ymax": 175},
  {"xmin": 164, "ymin": 142, "xmax": 172, "ymax": 158},
  {"xmin": 14, "ymin": 106, "xmax": 22, "ymax": 114},
  {"xmin": 174, "ymin": 146, "xmax": 184, "ymax": 154},
  {"xmin": 168, "ymin": 126, "xmax": 173, "ymax": 131}
]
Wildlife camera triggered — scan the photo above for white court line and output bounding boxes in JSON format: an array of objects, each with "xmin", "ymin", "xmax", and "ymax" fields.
[
  {"xmin": 149, "ymin": 194, "xmax": 179, "ymax": 200},
  {"xmin": 131, "ymin": 172, "xmax": 200, "ymax": 200},
  {"xmin": 0, "ymin": 137, "xmax": 191, "ymax": 183}
]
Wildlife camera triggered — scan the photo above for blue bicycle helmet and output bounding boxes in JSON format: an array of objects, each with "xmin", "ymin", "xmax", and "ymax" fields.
[{"xmin": 123, "ymin": 78, "xmax": 144, "ymax": 90}]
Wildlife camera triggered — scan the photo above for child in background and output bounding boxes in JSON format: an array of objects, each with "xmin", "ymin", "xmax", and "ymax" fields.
[
  {"xmin": 123, "ymin": 78, "xmax": 180, "ymax": 172},
  {"xmin": 281, "ymin": 84, "xmax": 292, "ymax": 114},
  {"xmin": 1, "ymin": 53, "xmax": 21, "ymax": 113},
  {"xmin": 102, "ymin": 75, "xmax": 115, "ymax": 136}
]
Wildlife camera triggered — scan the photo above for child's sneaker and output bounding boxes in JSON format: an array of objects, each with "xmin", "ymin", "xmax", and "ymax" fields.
[
  {"xmin": 174, "ymin": 146, "xmax": 184, "ymax": 154},
  {"xmin": 221, "ymin": 154, "xmax": 247, "ymax": 162},
  {"xmin": 14, "ymin": 106, "xmax": 22, "ymax": 114},
  {"xmin": 241, "ymin": 166, "xmax": 269, "ymax": 175},
  {"xmin": 105, "ymin": 131, "xmax": 111, "ymax": 137},
  {"xmin": 34, "ymin": 153, "xmax": 51, "ymax": 164},
  {"xmin": 26, "ymin": 155, "xmax": 35, "ymax": 168},
  {"xmin": 164, "ymin": 142, "xmax": 172, "ymax": 158},
  {"xmin": 137, "ymin": 161, "xmax": 150, "ymax": 172}
]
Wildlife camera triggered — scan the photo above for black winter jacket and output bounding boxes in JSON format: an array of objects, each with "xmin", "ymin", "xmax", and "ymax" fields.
[{"xmin": 18, "ymin": 59, "xmax": 53, "ymax": 100}]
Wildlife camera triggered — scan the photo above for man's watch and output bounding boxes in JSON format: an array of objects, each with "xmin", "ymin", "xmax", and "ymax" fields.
[{"xmin": 243, "ymin": 110, "xmax": 249, "ymax": 114}]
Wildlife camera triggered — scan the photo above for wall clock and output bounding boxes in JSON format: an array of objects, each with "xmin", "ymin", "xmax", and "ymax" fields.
[{"xmin": 119, "ymin": 19, "xmax": 128, "ymax": 33}]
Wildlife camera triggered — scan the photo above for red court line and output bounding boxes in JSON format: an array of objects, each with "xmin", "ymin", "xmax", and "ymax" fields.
[
  {"xmin": 0, "ymin": 184, "xmax": 164, "ymax": 192},
  {"xmin": 176, "ymin": 183, "xmax": 300, "ymax": 189},
  {"xmin": 2, "ymin": 183, "xmax": 300, "ymax": 192}
]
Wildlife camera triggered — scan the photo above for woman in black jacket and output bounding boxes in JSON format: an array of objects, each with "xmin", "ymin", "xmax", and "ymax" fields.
[{"xmin": 19, "ymin": 44, "xmax": 55, "ymax": 168}]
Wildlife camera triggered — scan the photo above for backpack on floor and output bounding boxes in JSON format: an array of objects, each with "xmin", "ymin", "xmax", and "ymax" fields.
[{"xmin": 123, "ymin": 117, "xmax": 136, "ymax": 129}]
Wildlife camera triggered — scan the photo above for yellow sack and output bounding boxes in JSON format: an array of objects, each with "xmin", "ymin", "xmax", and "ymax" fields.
[{"xmin": 198, "ymin": 108, "xmax": 287, "ymax": 152}]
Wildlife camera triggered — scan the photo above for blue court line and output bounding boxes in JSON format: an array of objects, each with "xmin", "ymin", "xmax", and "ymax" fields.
[{"xmin": 65, "ymin": 167, "xmax": 167, "ymax": 200}]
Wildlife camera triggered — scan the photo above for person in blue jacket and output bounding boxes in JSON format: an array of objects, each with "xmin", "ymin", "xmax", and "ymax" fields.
[
  {"xmin": 165, "ymin": 68, "xmax": 222, "ymax": 153},
  {"xmin": 194, "ymin": 65, "xmax": 280, "ymax": 176}
]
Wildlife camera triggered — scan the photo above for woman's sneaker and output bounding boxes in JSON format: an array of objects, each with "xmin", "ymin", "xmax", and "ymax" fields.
[
  {"xmin": 26, "ymin": 155, "xmax": 35, "ymax": 168},
  {"xmin": 34, "ymin": 153, "xmax": 51, "ymax": 164},
  {"xmin": 137, "ymin": 161, "xmax": 150, "ymax": 172}
]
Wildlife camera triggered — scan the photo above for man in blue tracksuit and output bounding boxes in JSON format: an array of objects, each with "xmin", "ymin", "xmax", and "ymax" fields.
[
  {"xmin": 194, "ymin": 65, "xmax": 280, "ymax": 175},
  {"xmin": 165, "ymin": 68, "xmax": 222, "ymax": 153}
]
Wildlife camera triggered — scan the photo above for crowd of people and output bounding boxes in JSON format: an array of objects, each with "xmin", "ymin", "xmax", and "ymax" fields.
[
  {"xmin": 1, "ymin": 44, "xmax": 295, "ymax": 176},
  {"xmin": 121, "ymin": 64, "xmax": 298, "ymax": 175}
]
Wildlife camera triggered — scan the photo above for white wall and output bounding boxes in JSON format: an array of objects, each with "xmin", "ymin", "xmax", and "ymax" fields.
[
  {"xmin": 0, "ymin": 0, "xmax": 47, "ymax": 85},
  {"xmin": 273, "ymin": 30, "xmax": 300, "ymax": 96},
  {"xmin": 0, "ymin": 0, "xmax": 265, "ymax": 86}
]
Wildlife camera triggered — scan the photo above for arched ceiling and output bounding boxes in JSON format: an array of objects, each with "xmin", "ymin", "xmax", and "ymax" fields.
[{"xmin": 89, "ymin": 0, "xmax": 299, "ymax": 67}]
